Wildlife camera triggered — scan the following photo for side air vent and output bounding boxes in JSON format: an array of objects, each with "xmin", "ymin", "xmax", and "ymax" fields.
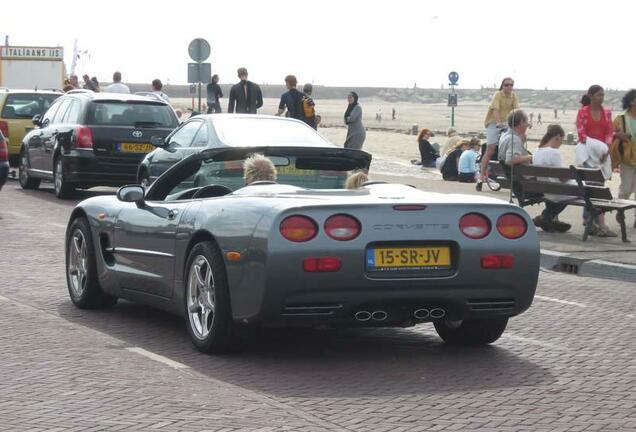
[
  {"xmin": 282, "ymin": 303, "xmax": 343, "ymax": 316},
  {"xmin": 467, "ymin": 298, "xmax": 516, "ymax": 312}
]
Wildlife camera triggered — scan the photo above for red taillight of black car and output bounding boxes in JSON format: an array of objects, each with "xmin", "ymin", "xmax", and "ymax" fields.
[
  {"xmin": 75, "ymin": 126, "xmax": 94, "ymax": 148},
  {"xmin": 0, "ymin": 136, "xmax": 8, "ymax": 162}
]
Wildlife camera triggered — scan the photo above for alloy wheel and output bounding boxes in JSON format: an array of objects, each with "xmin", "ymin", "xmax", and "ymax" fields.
[
  {"xmin": 67, "ymin": 229, "xmax": 88, "ymax": 298},
  {"xmin": 55, "ymin": 159, "xmax": 63, "ymax": 194},
  {"xmin": 187, "ymin": 255, "xmax": 216, "ymax": 340}
]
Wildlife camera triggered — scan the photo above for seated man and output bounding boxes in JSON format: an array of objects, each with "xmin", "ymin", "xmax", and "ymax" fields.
[
  {"xmin": 243, "ymin": 154, "xmax": 278, "ymax": 185},
  {"xmin": 499, "ymin": 110, "xmax": 569, "ymax": 233}
]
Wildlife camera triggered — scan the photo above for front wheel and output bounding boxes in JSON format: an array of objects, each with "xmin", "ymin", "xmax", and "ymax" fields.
[
  {"xmin": 54, "ymin": 156, "xmax": 75, "ymax": 199},
  {"xmin": 184, "ymin": 241, "xmax": 235, "ymax": 354},
  {"xmin": 434, "ymin": 317, "xmax": 508, "ymax": 346},
  {"xmin": 66, "ymin": 217, "xmax": 117, "ymax": 309},
  {"xmin": 485, "ymin": 176, "xmax": 502, "ymax": 192},
  {"xmin": 19, "ymin": 151, "xmax": 40, "ymax": 190}
]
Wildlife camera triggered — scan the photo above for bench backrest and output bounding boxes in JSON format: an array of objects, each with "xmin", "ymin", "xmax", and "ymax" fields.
[{"xmin": 487, "ymin": 160, "xmax": 612, "ymax": 202}]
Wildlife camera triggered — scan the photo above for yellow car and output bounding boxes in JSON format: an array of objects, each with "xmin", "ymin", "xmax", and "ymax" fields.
[{"xmin": 0, "ymin": 89, "xmax": 62, "ymax": 166}]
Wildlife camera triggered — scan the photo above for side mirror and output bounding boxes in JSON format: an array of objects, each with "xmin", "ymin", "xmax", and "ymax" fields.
[
  {"xmin": 117, "ymin": 185, "xmax": 145, "ymax": 203},
  {"xmin": 150, "ymin": 136, "xmax": 166, "ymax": 148},
  {"xmin": 32, "ymin": 114, "xmax": 41, "ymax": 127}
]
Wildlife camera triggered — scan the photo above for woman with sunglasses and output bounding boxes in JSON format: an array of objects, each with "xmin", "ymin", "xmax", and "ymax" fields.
[{"xmin": 477, "ymin": 77, "xmax": 520, "ymax": 191}]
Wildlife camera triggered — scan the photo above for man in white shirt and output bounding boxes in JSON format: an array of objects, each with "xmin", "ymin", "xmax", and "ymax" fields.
[{"xmin": 104, "ymin": 71, "xmax": 130, "ymax": 94}]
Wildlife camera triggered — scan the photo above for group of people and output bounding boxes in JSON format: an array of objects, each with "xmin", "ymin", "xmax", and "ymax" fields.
[
  {"xmin": 63, "ymin": 71, "xmax": 170, "ymax": 103},
  {"xmin": 477, "ymin": 79, "xmax": 636, "ymax": 236},
  {"xmin": 204, "ymin": 67, "xmax": 365, "ymax": 149}
]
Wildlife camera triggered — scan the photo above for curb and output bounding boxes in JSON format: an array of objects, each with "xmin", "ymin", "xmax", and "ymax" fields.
[{"xmin": 540, "ymin": 248, "xmax": 636, "ymax": 283}]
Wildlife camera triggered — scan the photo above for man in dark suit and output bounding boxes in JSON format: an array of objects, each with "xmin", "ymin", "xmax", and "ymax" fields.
[{"xmin": 228, "ymin": 67, "xmax": 263, "ymax": 114}]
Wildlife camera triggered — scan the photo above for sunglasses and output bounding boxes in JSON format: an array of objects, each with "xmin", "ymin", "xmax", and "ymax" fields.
[{"xmin": 503, "ymin": 83, "xmax": 514, "ymax": 87}]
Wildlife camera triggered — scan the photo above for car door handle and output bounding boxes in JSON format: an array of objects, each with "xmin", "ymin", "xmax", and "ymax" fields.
[{"xmin": 167, "ymin": 209, "xmax": 179, "ymax": 220}]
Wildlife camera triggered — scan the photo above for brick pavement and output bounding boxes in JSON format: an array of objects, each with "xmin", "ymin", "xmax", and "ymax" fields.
[{"xmin": 1, "ymin": 182, "xmax": 635, "ymax": 431}]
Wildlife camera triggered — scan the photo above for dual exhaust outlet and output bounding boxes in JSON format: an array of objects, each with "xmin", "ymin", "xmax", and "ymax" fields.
[{"xmin": 354, "ymin": 307, "xmax": 446, "ymax": 322}]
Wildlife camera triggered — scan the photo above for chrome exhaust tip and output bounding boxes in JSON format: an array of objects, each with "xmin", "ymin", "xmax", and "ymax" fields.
[
  {"xmin": 430, "ymin": 308, "xmax": 446, "ymax": 319},
  {"xmin": 413, "ymin": 308, "xmax": 430, "ymax": 320},
  {"xmin": 354, "ymin": 310, "xmax": 372, "ymax": 321},
  {"xmin": 371, "ymin": 310, "xmax": 388, "ymax": 321}
]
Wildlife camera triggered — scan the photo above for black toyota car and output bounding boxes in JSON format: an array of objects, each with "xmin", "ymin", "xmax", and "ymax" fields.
[{"xmin": 18, "ymin": 92, "xmax": 179, "ymax": 198}]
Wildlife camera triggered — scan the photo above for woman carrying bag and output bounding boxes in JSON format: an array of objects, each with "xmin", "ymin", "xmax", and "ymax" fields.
[{"xmin": 610, "ymin": 89, "xmax": 636, "ymax": 228}]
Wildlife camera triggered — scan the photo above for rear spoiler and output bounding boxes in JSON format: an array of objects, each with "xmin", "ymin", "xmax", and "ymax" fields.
[{"xmin": 199, "ymin": 146, "xmax": 372, "ymax": 171}]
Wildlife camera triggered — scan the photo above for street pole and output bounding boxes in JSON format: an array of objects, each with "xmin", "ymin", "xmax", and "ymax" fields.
[
  {"xmin": 451, "ymin": 84, "xmax": 455, "ymax": 127},
  {"xmin": 198, "ymin": 82, "xmax": 202, "ymax": 113}
]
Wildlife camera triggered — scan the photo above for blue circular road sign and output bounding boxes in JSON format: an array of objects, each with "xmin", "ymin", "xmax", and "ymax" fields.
[{"xmin": 448, "ymin": 71, "xmax": 459, "ymax": 85}]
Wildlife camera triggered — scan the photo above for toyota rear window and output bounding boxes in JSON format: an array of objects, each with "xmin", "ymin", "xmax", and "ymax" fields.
[
  {"xmin": 86, "ymin": 101, "xmax": 178, "ymax": 128},
  {"xmin": 1, "ymin": 94, "xmax": 61, "ymax": 119}
]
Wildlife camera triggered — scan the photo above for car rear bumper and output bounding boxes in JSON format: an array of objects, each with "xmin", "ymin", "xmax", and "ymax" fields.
[{"xmin": 62, "ymin": 149, "xmax": 145, "ymax": 187}]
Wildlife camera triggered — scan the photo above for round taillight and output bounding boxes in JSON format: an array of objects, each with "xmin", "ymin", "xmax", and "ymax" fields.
[
  {"xmin": 280, "ymin": 215, "xmax": 318, "ymax": 242},
  {"xmin": 324, "ymin": 214, "xmax": 361, "ymax": 241},
  {"xmin": 497, "ymin": 213, "xmax": 527, "ymax": 239},
  {"xmin": 459, "ymin": 213, "xmax": 491, "ymax": 239}
]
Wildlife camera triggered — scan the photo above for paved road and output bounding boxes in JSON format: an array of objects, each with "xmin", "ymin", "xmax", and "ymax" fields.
[{"xmin": 1, "ymin": 182, "xmax": 635, "ymax": 431}]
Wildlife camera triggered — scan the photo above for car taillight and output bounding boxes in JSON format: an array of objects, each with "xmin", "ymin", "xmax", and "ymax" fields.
[
  {"xmin": 459, "ymin": 213, "xmax": 491, "ymax": 239},
  {"xmin": 481, "ymin": 254, "xmax": 514, "ymax": 269},
  {"xmin": 0, "ymin": 137, "xmax": 7, "ymax": 162},
  {"xmin": 75, "ymin": 126, "xmax": 93, "ymax": 148},
  {"xmin": 0, "ymin": 120, "xmax": 9, "ymax": 138},
  {"xmin": 497, "ymin": 213, "xmax": 527, "ymax": 239},
  {"xmin": 303, "ymin": 257, "xmax": 342, "ymax": 272},
  {"xmin": 324, "ymin": 214, "xmax": 361, "ymax": 241},
  {"xmin": 280, "ymin": 215, "xmax": 318, "ymax": 242}
]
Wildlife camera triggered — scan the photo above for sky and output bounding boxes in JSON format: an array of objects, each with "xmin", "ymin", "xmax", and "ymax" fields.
[{"xmin": 4, "ymin": 0, "xmax": 635, "ymax": 90}]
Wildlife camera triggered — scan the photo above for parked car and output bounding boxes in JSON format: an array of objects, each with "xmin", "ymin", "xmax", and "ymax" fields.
[
  {"xmin": 137, "ymin": 114, "xmax": 331, "ymax": 187},
  {"xmin": 65, "ymin": 124, "xmax": 539, "ymax": 354},
  {"xmin": 0, "ymin": 88, "xmax": 62, "ymax": 166},
  {"xmin": 18, "ymin": 92, "xmax": 179, "ymax": 198},
  {"xmin": 0, "ymin": 130, "xmax": 8, "ymax": 190}
]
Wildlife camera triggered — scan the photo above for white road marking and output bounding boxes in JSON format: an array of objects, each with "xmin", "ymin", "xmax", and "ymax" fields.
[
  {"xmin": 535, "ymin": 295, "xmax": 587, "ymax": 308},
  {"xmin": 126, "ymin": 347, "xmax": 189, "ymax": 370}
]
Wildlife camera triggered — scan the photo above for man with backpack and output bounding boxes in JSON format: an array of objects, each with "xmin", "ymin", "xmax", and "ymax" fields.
[
  {"xmin": 301, "ymin": 83, "xmax": 317, "ymax": 129},
  {"xmin": 276, "ymin": 75, "xmax": 306, "ymax": 121}
]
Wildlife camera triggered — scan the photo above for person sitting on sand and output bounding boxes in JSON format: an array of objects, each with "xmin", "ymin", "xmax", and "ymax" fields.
[
  {"xmin": 440, "ymin": 139, "xmax": 469, "ymax": 181},
  {"xmin": 415, "ymin": 128, "xmax": 439, "ymax": 167},
  {"xmin": 457, "ymin": 138, "xmax": 481, "ymax": 183}
]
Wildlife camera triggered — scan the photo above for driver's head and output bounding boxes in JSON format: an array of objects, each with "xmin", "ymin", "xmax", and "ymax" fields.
[{"xmin": 243, "ymin": 154, "xmax": 277, "ymax": 185}]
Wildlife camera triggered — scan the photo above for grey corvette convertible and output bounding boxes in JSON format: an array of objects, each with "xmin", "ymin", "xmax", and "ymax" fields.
[{"xmin": 65, "ymin": 123, "xmax": 539, "ymax": 353}]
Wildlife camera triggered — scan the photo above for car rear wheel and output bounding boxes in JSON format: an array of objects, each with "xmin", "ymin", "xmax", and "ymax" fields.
[
  {"xmin": 66, "ymin": 217, "xmax": 117, "ymax": 309},
  {"xmin": 434, "ymin": 317, "xmax": 508, "ymax": 346},
  {"xmin": 184, "ymin": 241, "xmax": 235, "ymax": 354},
  {"xmin": 19, "ymin": 151, "xmax": 40, "ymax": 190},
  {"xmin": 54, "ymin": 156, "xmax": 75, "ymax": 198}
]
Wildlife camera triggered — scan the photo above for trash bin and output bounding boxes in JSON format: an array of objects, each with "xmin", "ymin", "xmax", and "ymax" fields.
[
  {"xmin": 566, "ymin": 132, "xmax": 575, "ymax": 145},
  {"xmin": 411, "ymin": 124, "xmax": 418, "ymax": 135}
]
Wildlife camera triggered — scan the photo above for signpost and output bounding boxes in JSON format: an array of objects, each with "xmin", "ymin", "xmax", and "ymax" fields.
[
  {"xmin": 448, "ymin": 71, "xmax": 459, "ymax": 127},
  {"xmin": 187, "ymin": 38, "xmax": 211, "ymax": 113}
]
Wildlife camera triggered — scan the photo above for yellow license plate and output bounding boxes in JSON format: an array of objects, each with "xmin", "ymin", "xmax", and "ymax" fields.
[
  {"xmin": 368, "ymin": 247, "xmax": 451, "ymax": 269},
  {"xmin": 120, "ymin": 143, "xmax": 154, "ymax": 153}
]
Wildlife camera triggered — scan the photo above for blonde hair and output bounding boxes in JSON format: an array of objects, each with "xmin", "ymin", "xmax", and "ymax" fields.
[
  {"xmin": 345, "ymin": 171, "xmax": 368, "ymax": 189},
  {"xmin": 243, "ymin": 154, "xmax": 277, "ymax": 185}
]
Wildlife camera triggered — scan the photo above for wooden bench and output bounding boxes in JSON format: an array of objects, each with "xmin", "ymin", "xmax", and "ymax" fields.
[{"xmin": 488, "ymin": 161, "xmax": 636, "ymax": 242}]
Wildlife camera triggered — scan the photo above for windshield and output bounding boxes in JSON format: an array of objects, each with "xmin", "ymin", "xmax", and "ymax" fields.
[
  {"xmin": 152, "ymin": 150, "xmax": 372, "ymax": 201},
  {"xmin": 86, "ymin": 101, "xmax": 178, "ymax": 127},
  {"xmin": 213, "ymin": 117, "xmax": 329, "ymax": 147},
  {"xmin": 1, "ymin": 93, "xmax": 60, "ymax": 119}
]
